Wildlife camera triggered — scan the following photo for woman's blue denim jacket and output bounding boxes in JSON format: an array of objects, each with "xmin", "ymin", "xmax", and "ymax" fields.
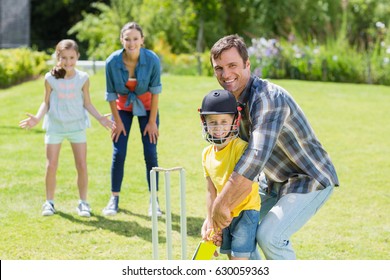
[{"xmin": 105, "ymin": 48, "xmax": 162, "ymax": 116}]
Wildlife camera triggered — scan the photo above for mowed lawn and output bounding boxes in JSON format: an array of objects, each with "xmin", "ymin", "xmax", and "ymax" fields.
[{"xmin": 0, "ymin": 72, "xmax": 389, "ymax": 260}]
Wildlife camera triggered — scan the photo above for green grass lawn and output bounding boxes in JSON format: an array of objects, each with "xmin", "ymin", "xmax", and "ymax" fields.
[{"xmin": 0, "ymin": 72, "xmax": 389, "ymax": 260}]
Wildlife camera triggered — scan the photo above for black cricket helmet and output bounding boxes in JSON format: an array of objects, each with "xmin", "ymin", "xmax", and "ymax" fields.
[{"xmin": 199, "ymin": 90, "xmax": 240, "ymax": 145}]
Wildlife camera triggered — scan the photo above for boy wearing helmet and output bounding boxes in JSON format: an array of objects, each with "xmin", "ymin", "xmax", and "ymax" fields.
[{"xmin": 199, "ymin": 89, "xmax": 260, "ymax": 260}]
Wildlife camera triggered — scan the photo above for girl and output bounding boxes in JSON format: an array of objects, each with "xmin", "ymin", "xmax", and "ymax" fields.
[{"xmin": 19, "ymin": 39, "xmax": 113, "ymax": 217}]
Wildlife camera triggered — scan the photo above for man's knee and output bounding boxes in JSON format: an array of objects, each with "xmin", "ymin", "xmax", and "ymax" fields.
[{"xmin": 256, "ymin": 224, "xmax": 289, "ymax": 249}]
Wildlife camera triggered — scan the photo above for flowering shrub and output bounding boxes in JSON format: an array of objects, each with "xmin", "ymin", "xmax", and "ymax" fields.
[
  {"xmin": 248, "ymin": 38, "xmax": 285, "ymax": 79},
  {"xmin": 248, "ymin": 33, "xmax": 390, "ymax": 85}
]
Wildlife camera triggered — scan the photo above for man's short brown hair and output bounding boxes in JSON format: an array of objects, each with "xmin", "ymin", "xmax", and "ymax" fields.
[{"xmin": 210, "ymin": 34, "xmax": 249, "ymax": 66}]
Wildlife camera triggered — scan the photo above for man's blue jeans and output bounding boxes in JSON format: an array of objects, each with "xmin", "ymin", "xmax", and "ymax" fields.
[
  {"xmin": 250, "ymin": 185, "xmax": 334, "ymax": 259},
  {"xmin": 111, "ymin": 110, "xmax": 159, "ymax": 193}
]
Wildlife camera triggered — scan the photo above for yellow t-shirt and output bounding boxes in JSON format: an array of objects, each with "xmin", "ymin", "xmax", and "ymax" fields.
[{"xmin": 202, "ymin": 137, "xmax": 260, "ymax": 217}]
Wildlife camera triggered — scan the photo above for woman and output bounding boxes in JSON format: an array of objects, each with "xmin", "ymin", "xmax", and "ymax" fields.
[{"xmin": 103, "ymin": 22, "xmax": 162, "ymax": 216}]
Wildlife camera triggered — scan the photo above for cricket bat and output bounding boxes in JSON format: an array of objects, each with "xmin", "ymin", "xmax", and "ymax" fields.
[{"xmin": 191, "ymin": 240, "xmax": 217, "ymax": 260}]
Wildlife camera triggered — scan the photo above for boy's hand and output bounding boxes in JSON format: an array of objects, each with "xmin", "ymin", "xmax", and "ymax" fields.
[
  {"xmin": 201, "ymin": 219, "xmax": 213, "ymax": 241},
  {"xmin": 201, "ymin": 219, "xmax": 222, "ymax": 247}
]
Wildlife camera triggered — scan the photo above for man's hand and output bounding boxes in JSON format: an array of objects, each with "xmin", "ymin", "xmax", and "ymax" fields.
[{"xmin": 211, "ymin": 199, "xmax": 233, "ymax": 230}]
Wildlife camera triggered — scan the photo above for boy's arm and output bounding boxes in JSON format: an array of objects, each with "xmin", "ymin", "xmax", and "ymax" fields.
[{"xmin": 201, "ymin": 176, "xmax": 217, "ymax": 240}]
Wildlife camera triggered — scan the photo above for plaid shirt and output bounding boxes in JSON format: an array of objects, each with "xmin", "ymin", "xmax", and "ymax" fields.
[{"xmin": 235, "ymin": 76, "xmax": 339, "ymax": 195}]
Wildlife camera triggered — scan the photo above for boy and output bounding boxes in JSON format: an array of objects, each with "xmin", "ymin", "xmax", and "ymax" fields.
[{"xmin": 199, "ymin": 89, "xmax": 260, "ymax": 260}]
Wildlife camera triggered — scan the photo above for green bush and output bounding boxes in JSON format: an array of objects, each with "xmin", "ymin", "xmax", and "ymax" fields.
[
  {"xmin": 157, "ymin": 50, "xmax": 212, "ymax": 77},
  {"xmin": 160, "ymin": 52, "xmax": 199, "ymax": 76},
  {"xmin": 0, "ymin": 48, "xmax": 49, "ymax": 88},
  {"xmin": 368, "ymin": 43, "xmax": 390, "ymax": 85},
  {"xmin": 371, "ymin": 59, "xmax": 390, "ymax": 84}
]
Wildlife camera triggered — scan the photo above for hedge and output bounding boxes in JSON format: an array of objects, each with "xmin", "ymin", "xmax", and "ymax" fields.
[{"xmin": 0, "ymin": 48, "xmax": 49, "ymax": 88}]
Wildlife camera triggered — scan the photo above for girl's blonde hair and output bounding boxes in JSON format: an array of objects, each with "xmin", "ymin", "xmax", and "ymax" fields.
[{"xmin": 51, "ymin": 39, "xmax": 79, "ymax": 79}]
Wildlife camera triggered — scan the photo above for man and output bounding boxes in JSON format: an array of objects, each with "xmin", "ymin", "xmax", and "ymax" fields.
[{"xmin": 208, "ymin": 34, "xmax": 339, "ymax": 259}]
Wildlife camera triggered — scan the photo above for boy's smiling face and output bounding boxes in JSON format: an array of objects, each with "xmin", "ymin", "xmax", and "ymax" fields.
[{"xmin": 205, "ymin": 114, "xmax": 237, "ymax": 150}]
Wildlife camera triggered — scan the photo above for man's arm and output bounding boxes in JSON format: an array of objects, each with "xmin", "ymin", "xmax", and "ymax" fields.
[{"xmin": 211, "ymin": 171, "xmax": 252, "ymax": 230}]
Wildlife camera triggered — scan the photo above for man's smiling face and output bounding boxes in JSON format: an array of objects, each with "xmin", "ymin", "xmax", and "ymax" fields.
[{"xmin": 211, "ymin": 47, "xmax": 251, "ymax": 99}]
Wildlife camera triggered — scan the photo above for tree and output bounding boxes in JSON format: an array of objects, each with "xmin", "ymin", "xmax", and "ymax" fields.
[
  {"xmin": 346, "ymin": 0, "xmax": 390, "ymax": 51},
  {"xmin": 68, "ymin": 0, "xmax": 198, "ymax": 59},
  {"xmin": 68, "ymin": 0, "xmax": 141, "ymax": 60},
  {"xmin": 30, "ymin": 0, "xmax": 109, "ymax": 58}
]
